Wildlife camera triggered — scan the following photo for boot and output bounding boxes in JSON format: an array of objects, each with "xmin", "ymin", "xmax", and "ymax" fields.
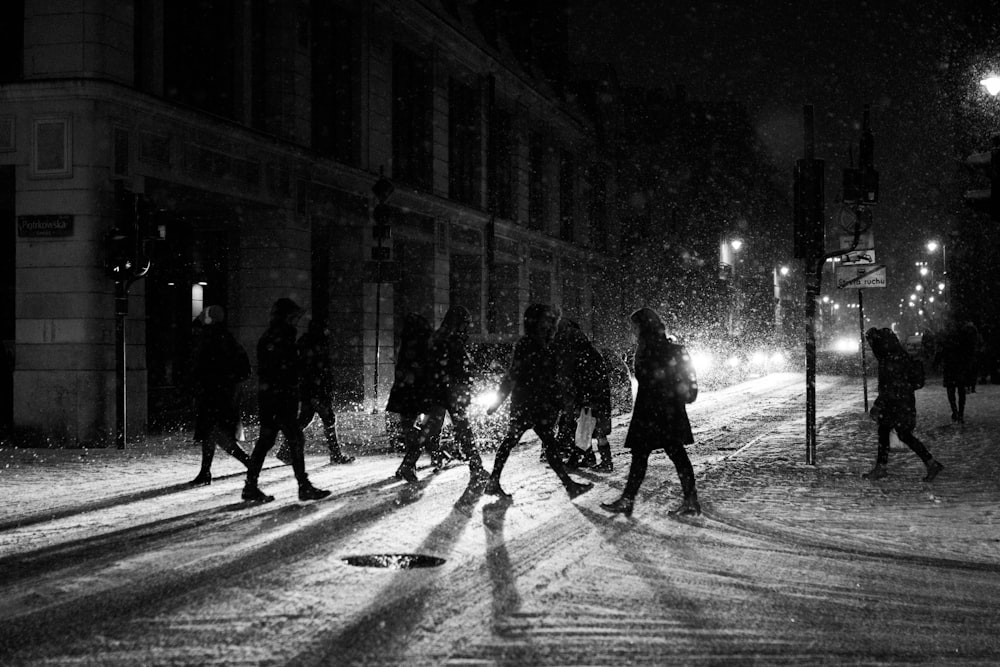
[
  {"xmin": 923, "ymin": 459, "xmax": 944, "ymax": 482},
  {"xmin": 330, "ymin": 452, "xmax": 355, "ymax": 464},
  {"xmin": 242, "ymin": 484, "xmax": 274, "ymax": 503},
  {"xmin": 668, "ymin": 496, "xmax": 701, "ymax": 516},
  {"xmin": 600, "ymin": 495, "xmax": 634, "ymax": 516},
  {"xmin": 484, "ymin": 477, "xmax": 512, "ymax": 501},
  {"xmin": 565, "ymin": 480, "xmax": 594, "ymax": 499},
  {"xmin": 862, "ymin": 463, "xmax": 888, "ymax": 480},
  {"xmin": 395, "ymin": 464, "xmax": 418, "ymax": 483},
  {"xmin": 189, "ymin": 471, "xmax": 212, "ymax": 486},
  {"xmin": 593, "ymin": 442, "xmax": 613, "ymax": 472},
  {"xmin": 298, "ymin": 483, "xmax": 331, "ymax": 501}
]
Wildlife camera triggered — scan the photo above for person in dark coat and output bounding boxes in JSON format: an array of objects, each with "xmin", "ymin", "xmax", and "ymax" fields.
[
  {"xmin": 242, "ymin": 298, "xmax": 330, "ymax": 503},
  {"xmin": 554, "ymin": 319, "xmax": 614, "ymax": 472},
  {"xmin": 275, "ymin": 318, "xmax": 354, "ymax": 465},
  {"xmin": 188, "ymin": 305, "xmax": 251, "ymax": 486},
  {"xmin": 485, "ymin": 304, "xmax": 593, "ymax": 501},
  {"xmin": 863, "ymin": 326, "xmax": 943, "ymax": 482},
  {"xmin": 601, "ymin": 307, "xmax": 700, "ymax": 517},
  {"xmin": 386, "ymin": 313, "xmax": 434, "ymax": 471},
  {"xmin": 396, "ymin": 306, "xmax": 489, "ymax": 487},
  {"xmin": 934, "ymin": 319, "xmax": 975, "ymax": 424}
]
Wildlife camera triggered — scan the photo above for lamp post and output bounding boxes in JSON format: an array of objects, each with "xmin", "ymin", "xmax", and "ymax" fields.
[{"xmin": 370, "ymin": 172, "xmax": 394, "ymax": 413}]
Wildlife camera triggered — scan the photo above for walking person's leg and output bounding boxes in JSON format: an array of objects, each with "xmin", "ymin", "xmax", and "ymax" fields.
[
  {"xmin": 396, "ymin": 407, "xmax": 445, "ymax": 482},
  {"xmin": 896, "ymin": 427, "xmax": 943, "ymax": 481},
  {"xmin": 537, "ymin": 422, "xmax": 593, "ymax": 498},
  {"xmin": 190, "ymin": 401, "xmax": 216, "ymax": 485},
  {"xmin": 956, "ymin": 385, "xmax": 967, "ymax": 423},
  {"xmin": 666, "ymin": 446, "xmax": 700, "ymax": 515},
  {"xmin": 314, "ymin": 398, "xmax": 354, "ymax": 463},
  {"xmin": 243, "ymin": 394, "xmax": 279, "ymax": 502},
  {"xmin": 863, "ymin": 424, "xmax": 892, "ymax": 479},
  {"xmin": 947, "ymin": 385, "xmax": 959, "ymax": 421},
  {"xmin": 449, "ymin": 403, "xmax": 489, "ymax": 485},
  {"xmin": 486, "ymin": 422, "xmax": 527, "ymax": 499},
  {"xmin": 601, "ymin": 448, "xmax": 650, "ymax": 515},
  {"xmin": 278, "ymin": 399, "xmax": 330, "ymax": 500}
]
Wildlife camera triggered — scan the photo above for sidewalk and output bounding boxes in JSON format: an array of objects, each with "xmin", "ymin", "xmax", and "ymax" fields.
[
  {"xmin": 699, "ymin": 378, "xmax": 1000, "ymax": 568},
  {"xmin": 1, "ymin": 378, "xmax": 998, "ymax": 569}
]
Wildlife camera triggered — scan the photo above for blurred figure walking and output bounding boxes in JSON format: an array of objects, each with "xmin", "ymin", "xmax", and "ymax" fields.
[
  {"xmin": 242, "ymin": 298, "xmax": 330, "ymax": 503},
  {"xmin": 934, "ymin": 319, "xmax": 975, "ymax": 424},
  {"xmin": 386, "ymin": 313, "xmax": 434, "ymax": 479},
  {"xmin": 554, "ymin": 319, "xmax": 614, "ymax": 472},
  {"xmin": 863, "ymin": 327, "xmax": 943, "ymax": 482},
  {"xmin": 188, "ymin": 305, "xmax": 251, "ymax": 486},
  {"xmin": 601, "ymin": 308, "xmax": 700, "ymax": 517},
  {"xmin": 275, "ymin": 318, "xmax": 354, "ymax": 465},
  {"xmin": 485, "ymin": 304, "xmax": 593, "ymax": 501},
  {"xmin": 396, "ymin": 306, "xmax": 489, "ymax": 488}
]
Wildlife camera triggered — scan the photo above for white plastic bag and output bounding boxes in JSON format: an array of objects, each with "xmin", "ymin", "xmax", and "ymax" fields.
[{"xmin": 574, "ymin": 407, "xmax": 597, "ymax": 451}]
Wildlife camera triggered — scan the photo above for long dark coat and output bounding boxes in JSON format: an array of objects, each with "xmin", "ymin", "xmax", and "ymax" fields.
[
  {"xmin": 868, "ymin": 328, "xmax": 918, "ymax": 431},
  {"xmin": 555, "ymin": 326, "xmax": 612, "ymax": 431},
  {"xmin": 297, "ymin": 322, "xmax": 333, "ymax": 400},
  {"xmin": 623, "ymin": 335, "xmax": 694, "ymax": 454},
  {"xmin": 498, "ymin": 335, "xmax": 562, "ymax": 427},
  {"xmin": 386, "ymin": 314, "xmax": 433, "ymax": 416}
]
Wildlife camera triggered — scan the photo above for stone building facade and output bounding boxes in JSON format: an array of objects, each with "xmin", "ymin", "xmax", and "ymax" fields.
[{"xmin": 0, "ymin": 0, "xmax": 621, "ymax": 444}]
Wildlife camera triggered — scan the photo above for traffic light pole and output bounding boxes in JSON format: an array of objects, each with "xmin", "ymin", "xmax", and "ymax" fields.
[{"xmin": 114, "ymin": 279, "xmax": 129, "ymax": 449}]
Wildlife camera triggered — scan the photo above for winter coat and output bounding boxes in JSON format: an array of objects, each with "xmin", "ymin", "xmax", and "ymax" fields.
[
  {"xmin": 193, "ymin": 322, "xmax": 250, "ymax": 396},
  {"xmin": 257, "ymin": 322, "xmax": 300, "ymax": 399},
  {"xmin": 427, "ymin": 329, "xmax": 474, "ymax": 411},
  {"xmin": 868, "ymin": 328, "xmax": 918, "ymax": 431},
  {"xmin": 298, "ymin": 325, "xmax": 333, "ymax": 400},
  {"xmin": 386, "ymin": 314, "xmax": 433, "ymax": 416},
  {"xmin": 498, "ymin": 335, "xmax": 562, "ymax": 427},
  {"xmin": 555, "ymin": 326, "xmax": 612, "ymax": 427},
  {"xmin": 623, "ymin": 335, "xmax": 694, "ymax": 454}
]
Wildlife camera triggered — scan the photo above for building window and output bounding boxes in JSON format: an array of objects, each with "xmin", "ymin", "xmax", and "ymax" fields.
[
  {"xmin": 312, "ymin": 4, "xmax": 358, "ymax": 165},
  {"xmin": 392, "ymin": 44, "xmax": 433, "ymax": 191},
  {"xmin": 31, "ymin": 117, "xmax": 71, "ymax": 177},
  {"xmin": 493, "ymin": 263, "xmax": 520, "ymax": 336},
  {"xmin": 561, "ymin": 274, "xmax": 582, "ymax": 323},
  {"xmin": 490, "ymin": 107, "xmax": 516, "ymax": 220},
  {"xmin": 528, "ymin": 133, "xmax": 546, "ymax": 231},
  {"xmin": 559, "ymin": 151, "xmax": 575, "ymax": 242},
  {"xmin": 450, "ymin": 254, "xmax": 483, "ymax": 332},
  {"xmin": 448, "ymin": 78, "xmax": 482, "ymax": 207},
  {"xmin": 529, "ymin": 268, "xmax": 551, "ymax": 305},
  {"xmin": 0, "ymin": 1, "xmax": 24, "ymax": 83},
  {"xmin": 164, "ymin": 0, "xmax": 237, "ymax": 120}
]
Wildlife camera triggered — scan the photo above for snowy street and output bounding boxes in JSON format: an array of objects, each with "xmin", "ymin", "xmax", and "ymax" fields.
[{"xmin": 2, "ymin": 373, "xmax": 1000, "ymax": 665}]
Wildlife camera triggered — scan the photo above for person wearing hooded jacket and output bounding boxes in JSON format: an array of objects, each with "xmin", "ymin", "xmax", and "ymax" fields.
[
  {"xmin": 485, "ymin": 304, "xmax": 593, "ymax": 500},
  {"xmin": 395, "ymin": 305, "xmax": 489, "ymax": 488},
  {"xmin": 601, "ymin": 307, "xmax": 700, "ymax": 517},
  {"xmin": 242, "ymin": 298, "xmax": 330, "ymax": 503},
  {"xmin": 864, "ymin": 326, "xmax": 943, "ymax": 482},
  {"xmin": 188, "ymin": 305, "xmax": 251, "ymax": 486}
]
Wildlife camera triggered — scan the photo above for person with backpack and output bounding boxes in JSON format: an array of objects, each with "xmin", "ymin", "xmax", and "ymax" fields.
[
  {"xmin": 601, "ymin": 307, "xmax": 700, "ymax": 517},
  {"xmin": 242, "ymin": 298, "xmax": 330, "ymax": 503},
  {"xmin": 188, "ymin": 305, "xmax": 251, "ymax": 486},
  {"xmin": 275, "ymin": 318, "xmax": 355, "ymax": 465},
  {"xmin": 395, "ymin": 306, "xmax": 489, "ymax": 488},
  {"xmin": 485, "ymin": 304, "xmax": 593, "ymax": 501},
  {"xmin": 863, "ymin": 327, "xmax": 943, "ymax": 482}
]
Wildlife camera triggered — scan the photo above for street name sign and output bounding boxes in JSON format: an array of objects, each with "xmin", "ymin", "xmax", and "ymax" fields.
[{"xmin": 836, "ymin": 264, "xmax": 886, "ymax": 289}]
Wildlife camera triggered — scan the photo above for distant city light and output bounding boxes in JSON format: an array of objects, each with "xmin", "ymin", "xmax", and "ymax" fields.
[{"xmin": 981, "ymin": 76, "xmax": 1000, "ymax": 96}]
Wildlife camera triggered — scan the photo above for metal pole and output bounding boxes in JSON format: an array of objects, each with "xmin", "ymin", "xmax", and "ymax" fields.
[
  {"xmin": 803, "ymin": 104, "xmax": 818, "ymax": 465},
  {"xmin": 858, "ymin": 288, "xmax": 869, "ymax": 411},
  {"xmin": 114, "ymin": 279, "xmax": 128, "ymax": 449},
  {"xmin": 372, "ymin": 237, "xmax": 382, "ymax": 414}
]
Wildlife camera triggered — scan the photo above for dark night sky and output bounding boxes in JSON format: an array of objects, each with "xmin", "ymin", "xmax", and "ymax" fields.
[{"xmin": 569, "ymin": 0, "xmax": 969, "ymax": 330}]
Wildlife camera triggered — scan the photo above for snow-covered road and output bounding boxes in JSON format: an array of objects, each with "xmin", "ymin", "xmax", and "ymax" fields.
[{"xmin": 2, "ymin": 373, "xmax": 999, "ymax": 665}]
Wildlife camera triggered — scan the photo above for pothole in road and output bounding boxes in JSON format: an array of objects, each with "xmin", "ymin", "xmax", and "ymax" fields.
[{"xmin": 342, "ymin": 554, "xmax": 446, "ymax": 569}]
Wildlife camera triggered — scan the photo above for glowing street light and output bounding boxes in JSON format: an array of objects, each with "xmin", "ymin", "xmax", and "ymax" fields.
[{"xmin": 981, "ymin": 76, "xmax": 1000, "ymax": 96}]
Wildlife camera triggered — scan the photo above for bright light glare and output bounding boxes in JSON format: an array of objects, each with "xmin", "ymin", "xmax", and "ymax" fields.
[
  {"xmin": 689, "ymin": 350, "xmax": 715, "ymax": 376},
  {"xmin": 726, "ymin": 355, "xmax": 741, "ymax": 368},
  {"xmin": 833, "ymin": 337, "xmax": 858, "ymax": 354},
  {"xmin": 927, "ymin": 241, "xmax": 939, "ymax": 252},
  {"xmin": 750, "ymin": 350, "xmax": 768, "ymax": 366},
  {"xmin": 769, "ymin": 351, "xmax": 785, "ymax": 365},
  {"xmin": 472, "ymin": 390, "xmax": 499, "ymax": 408},
  {"xmin": 982, "ymin": 76, "xmax": 1000, "ymax": 96}
]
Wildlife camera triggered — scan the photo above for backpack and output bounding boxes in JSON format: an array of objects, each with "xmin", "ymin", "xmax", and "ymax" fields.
[{"xmin": 674, "ymin": 344, "xmax": 699, "ymax": 404}]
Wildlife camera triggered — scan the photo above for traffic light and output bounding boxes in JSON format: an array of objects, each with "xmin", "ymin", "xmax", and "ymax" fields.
[
  {"xmin": 105, "ymin": 182, "xmax": 151, "ymax": 280},
  {"xmin": 372, "ymin": 203, "xmax": 392, "ymax": 240},
  {"xmin": 793, "ymin": 158, "xmax": 825, "ymax": 259},
  {"xmin": 963, "ymin": 142, "xmax": 1000, "ymax": 221}
]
